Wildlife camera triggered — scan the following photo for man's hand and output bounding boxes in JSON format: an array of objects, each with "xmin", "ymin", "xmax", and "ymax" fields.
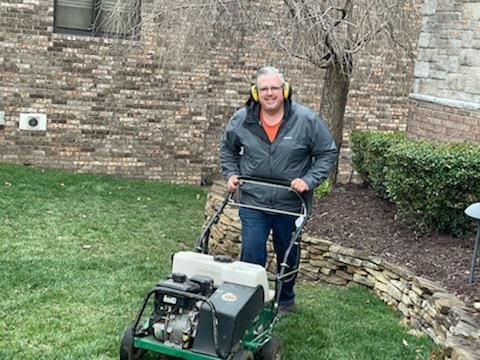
[
  {"xmin": 290, "ymin": 178, "xmax": 309, "ymax": 193},
  {"xmin": 227, "ymin": 175, "xmax": 240, "ymax": 192}
]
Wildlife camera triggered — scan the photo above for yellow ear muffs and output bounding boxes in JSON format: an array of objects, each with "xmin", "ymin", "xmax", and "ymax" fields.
[
  {"xmin": 250, "ymin": 84, "xmax": 259, "ymax": 102},
  {"xmin": 250, "ymin": 82, "xmax": 292, "ymax": 103},
  {"xmin": 283, "ymin": 82, "xmax": 291, "ymax": 100}
]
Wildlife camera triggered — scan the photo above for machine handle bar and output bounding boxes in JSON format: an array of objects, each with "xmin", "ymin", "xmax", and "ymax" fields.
[{"xmin": 232, "ymin": 176, "xmax": 308, "ymax": 219}]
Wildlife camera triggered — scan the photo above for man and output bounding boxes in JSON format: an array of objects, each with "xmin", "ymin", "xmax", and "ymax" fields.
[{"xmin": 220, "ymin": 66, "xmax": 337, "ymax": 313}]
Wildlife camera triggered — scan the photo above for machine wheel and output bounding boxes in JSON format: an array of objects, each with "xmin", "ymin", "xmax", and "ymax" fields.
[
  {"xmin": 119, "ymin": 324, "xmax": 144, "ymax": 360},
  {"xmin": 261, "ymin": 336, "xmax": 282, "ymax": 360},
  {"xmin": 231, "ymin": 349, "xmax": 254, "ymax": 360}
]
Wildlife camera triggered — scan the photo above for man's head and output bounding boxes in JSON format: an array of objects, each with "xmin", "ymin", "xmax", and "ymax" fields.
[
  {"xmin": 255, "ymin": 66, "xmax": 286, "ymax": 88},
  {"xmin": 255, "ymin": 66, "xmax": 286, "ymax": 114}
]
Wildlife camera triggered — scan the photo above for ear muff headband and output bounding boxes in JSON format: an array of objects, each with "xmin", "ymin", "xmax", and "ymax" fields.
[{"xmin": 250, "ymin": 82, "xmax": 291, "ymax": 103}]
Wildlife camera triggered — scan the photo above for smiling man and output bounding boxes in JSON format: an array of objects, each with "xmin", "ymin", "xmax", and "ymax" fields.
[{"xmin": 220, "ymin": 66, "xmax": 337, "ymax": 314}]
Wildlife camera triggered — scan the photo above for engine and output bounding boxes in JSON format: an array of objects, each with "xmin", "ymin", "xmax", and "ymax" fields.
[
  {"xmin": 150, "ymin": 273, "xmax": 214, "ymax": 349},
  {"xmin": 145, "ymin": 254, "xmax": 266, "ymax": 357}
]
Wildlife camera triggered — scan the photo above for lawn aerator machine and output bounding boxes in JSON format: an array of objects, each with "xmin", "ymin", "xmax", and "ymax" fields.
[{"xmin": 120, "ymin": 177, "xmax": 308, "ymax": 360}]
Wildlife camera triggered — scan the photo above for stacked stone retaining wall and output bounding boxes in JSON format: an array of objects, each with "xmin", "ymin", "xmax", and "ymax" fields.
[{"xmin": 205, "ymin": 181, "xmax": 480, "ymax": 359}]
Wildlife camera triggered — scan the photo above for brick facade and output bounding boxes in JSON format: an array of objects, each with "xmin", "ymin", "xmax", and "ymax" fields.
[
  {"xmin": 0, "ymin": 0, "xmax": 418, "ymax": 184},
  {"xmin": 408, "ymin": 0, "xmax": 480, "ymax": 143},
  {"xmin": 408, "ymin": 96, "xmax": 480, "ymax": 142},
  {"xmin": 339, "ymin": 41, "xmax": 416, "ymax": 183}
]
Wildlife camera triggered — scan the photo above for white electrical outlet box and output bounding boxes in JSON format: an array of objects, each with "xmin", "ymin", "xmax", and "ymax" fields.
[
  {"xmin": 0, "ymin": 111, "xmax": 5, "ymax": 125},
  {"xmin": 19, "ymin": 113, "xmax": 47, "ymax": 131}
]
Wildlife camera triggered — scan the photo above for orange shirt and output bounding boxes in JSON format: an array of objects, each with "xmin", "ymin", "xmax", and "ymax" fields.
[{"xmin": 260, "ymin": 111, "xmax": 282, "ymax": 143}]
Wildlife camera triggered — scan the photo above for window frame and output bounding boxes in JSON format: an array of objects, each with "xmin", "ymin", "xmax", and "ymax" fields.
[{"xmin": 53, "ymin": 0, "xmax": 141, "ymax": 39}]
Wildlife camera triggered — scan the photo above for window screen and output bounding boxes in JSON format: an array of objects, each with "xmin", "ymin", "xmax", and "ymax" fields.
[
  {"xmin": 54, "ymin": 0, "xmax": 140, "ymax": 38},
  {"xmin": 55, "ymin": 0, "xmax": 94, "ymax": 32}
]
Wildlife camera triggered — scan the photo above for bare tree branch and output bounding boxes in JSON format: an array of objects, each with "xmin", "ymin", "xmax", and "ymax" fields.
[{"xmin": 104, "ymin": 0, "xmax": 418, "ymax": 77}]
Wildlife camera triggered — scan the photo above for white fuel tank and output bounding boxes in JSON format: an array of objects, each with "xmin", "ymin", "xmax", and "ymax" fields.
[{"xmin": 171, "ymin": 251, "xmax": 273, "ymax": 302}]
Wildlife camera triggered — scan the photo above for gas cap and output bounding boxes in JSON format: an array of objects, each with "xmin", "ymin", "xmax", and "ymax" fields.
[
  {"xmin": 214, "ymin": 255, "xmax": 233, "ymax": 263},
  {"xmin": 171, "ymin": 273, "xmax": 187, "ymax": 283}
]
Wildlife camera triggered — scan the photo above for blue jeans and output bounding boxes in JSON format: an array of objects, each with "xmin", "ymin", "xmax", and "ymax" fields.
[{"xmin": 239, "ymin": 207, "xmax": 299, "ymax": 305}]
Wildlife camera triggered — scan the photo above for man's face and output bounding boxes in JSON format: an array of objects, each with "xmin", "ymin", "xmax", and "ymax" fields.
[{"xmin": 257, "ymin": 73, "xmax": 284, "ymax": 114}]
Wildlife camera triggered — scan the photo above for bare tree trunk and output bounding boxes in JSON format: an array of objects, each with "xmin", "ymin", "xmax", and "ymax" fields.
[{"xmin": 320, "ymin": 61, "xmax": 351, "ymax": 182}]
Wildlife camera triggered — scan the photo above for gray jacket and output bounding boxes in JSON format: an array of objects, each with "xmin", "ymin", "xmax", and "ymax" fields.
[{"xmin": 220, "ymin": 100, "xmax": 337, "ymax": 213}]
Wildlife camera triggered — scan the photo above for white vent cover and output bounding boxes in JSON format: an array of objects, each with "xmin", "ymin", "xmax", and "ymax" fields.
[
  {"xmin": 19, "ymin": 113, "xmax": 47, "ymax": 131},
  {"xmin": 0, "ymin": 111, "xmax": 5, "ymax": 125}
]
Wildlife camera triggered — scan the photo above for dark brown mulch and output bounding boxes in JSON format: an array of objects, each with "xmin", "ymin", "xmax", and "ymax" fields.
[{"xmin": 305, "ymin": 183, "xmax": 480, "ymax": 309}]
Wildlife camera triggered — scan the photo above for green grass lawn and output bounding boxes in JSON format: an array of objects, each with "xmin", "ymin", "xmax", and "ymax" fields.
[{"xmin": 0, "ymin": 164, "xmax": 440, "ymax": 359}]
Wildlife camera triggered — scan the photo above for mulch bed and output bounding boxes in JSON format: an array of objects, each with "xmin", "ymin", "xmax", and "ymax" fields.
[{"xmin": 305, "ymin": 183, "xmax": 480, "ymax": 309}]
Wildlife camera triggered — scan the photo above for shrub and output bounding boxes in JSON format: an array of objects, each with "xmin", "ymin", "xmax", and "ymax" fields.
[
  {"xmin": 314, "ymin": 179, "xmax": 331, "ymax": 199},
  {"xmin": 351, "ymin": 131, "xmax": 480, "ymax": 237},
  {"xmin": 351, "ymin": 131, "xmax": 405, "ymax": 198},
  {"xmin": 384, "ymin": 141, "xmax": 480, "ymax": 237}
]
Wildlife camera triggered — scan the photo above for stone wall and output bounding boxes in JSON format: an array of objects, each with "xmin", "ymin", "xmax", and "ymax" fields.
[
  {"xmin": 205, "ymin": 181, "xmax": 480, "ymax": 359},
  {"xmin": 0, "ymin": 0, "xmax": 418, "ymax": 184},
  {"xmin": 407, "ymin": 0, "xmax": 480, "ymax": 143}
]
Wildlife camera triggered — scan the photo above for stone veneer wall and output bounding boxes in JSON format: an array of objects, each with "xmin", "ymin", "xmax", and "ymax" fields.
[
  {"xmin": 407, "ymin": 0, "xmax": 480, "ymax": 143},
  {"xmin": 205, "ymin": 181, "xmax": 480, "ymax": 359},
  {"xmin": 0, "ymin": 0, "xmax": 419, "ymax": 185}
]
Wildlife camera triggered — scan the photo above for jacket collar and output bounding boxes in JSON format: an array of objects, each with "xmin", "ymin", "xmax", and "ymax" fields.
[{"xmin": 245, "ymin": 99, "xmax": 293, "ymax": 125}]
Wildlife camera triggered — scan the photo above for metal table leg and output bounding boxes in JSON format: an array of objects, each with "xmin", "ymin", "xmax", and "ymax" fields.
[
  {"xmin": 465, "ymin": 203, "xmax": 480, "ymax": 284},
  {"xmin": 469, "ymin": 223, "xmax": 480, "ymax": 284}
]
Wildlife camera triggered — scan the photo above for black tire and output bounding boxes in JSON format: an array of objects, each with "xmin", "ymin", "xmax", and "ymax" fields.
[
  {"xmin": 231, "ymin": 349, "xmax": 254, "ymax": 360},
  {"xmin": 120, "ymin": 324, "xmax": 144, "ymax": 360},
  {"xmin": 261, "ymin": 336, "xmax": 282, "ymax": 360}
]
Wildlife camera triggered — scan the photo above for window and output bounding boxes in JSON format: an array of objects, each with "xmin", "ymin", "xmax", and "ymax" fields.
[{"xmin": 54, "ymin": 0, "xmax": 141, "ymax": 38}]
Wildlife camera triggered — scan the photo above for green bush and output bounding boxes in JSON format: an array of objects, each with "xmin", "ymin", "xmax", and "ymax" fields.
[
  {"xmin": 351, "ymin": 131, "xmax": 480, "ymax": 237},
  {"xmin": 351, "ymin": 131, "xmax": 405, "ymax": 198},
  {"xmin": 384, "ymin": 141, "xmax": 480, "ymax": 237},
  {"xmin": 314, "ymin": 179, "xmax": 331, "ymax": 199}
]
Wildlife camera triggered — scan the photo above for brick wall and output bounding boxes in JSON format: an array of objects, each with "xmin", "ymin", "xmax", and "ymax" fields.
[
  {"xmin": 0, "ymin": 0, "xmax": 418, "ymax": 185},
  {"xmin": 408, "ymin": 0, "xmax": 480, "ymax": 143},
  {"xmin": 408, "ymin": 97, "xmax": 480, "ymax": 142},
  {"xmin": 339, "ymin": 42, "xmax": 415, "ymax": 183}
]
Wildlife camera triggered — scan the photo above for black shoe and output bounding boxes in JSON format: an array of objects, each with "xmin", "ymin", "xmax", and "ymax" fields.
[{"xmin": 278, "ymin": 302, "xmax": 296, "ymax": 315}]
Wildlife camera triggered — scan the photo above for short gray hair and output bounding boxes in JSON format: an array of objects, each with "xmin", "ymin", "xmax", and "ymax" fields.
[{"xmin": 255, "ymin": 66, "xmax": 285, "ymax": 87}]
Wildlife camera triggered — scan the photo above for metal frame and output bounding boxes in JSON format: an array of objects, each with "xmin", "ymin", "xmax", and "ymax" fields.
[{"xmin": 196, "ymin": 176, "xmax": 308, "ymax": 316}]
